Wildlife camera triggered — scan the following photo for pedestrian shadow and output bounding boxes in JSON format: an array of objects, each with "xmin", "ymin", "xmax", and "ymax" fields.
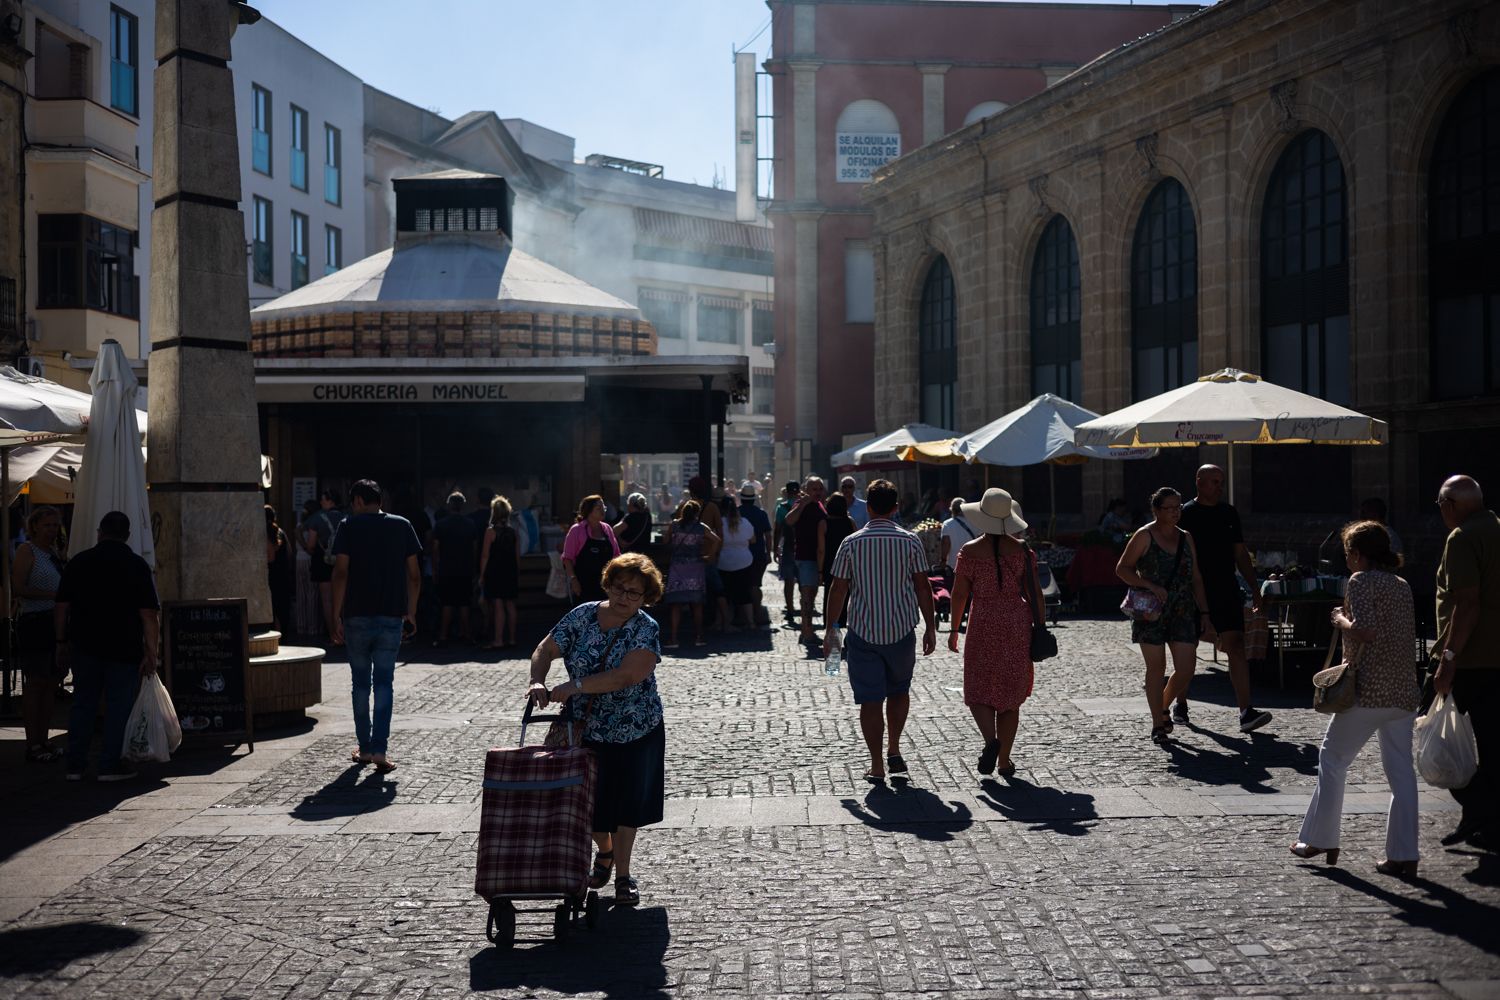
[
  {"xmin": 1309, "ymin": 864, "xmax": 1500, "ymax": 956},
  {"xmin": 1163, "ymin": 726, "xmax": 1314, "ymax": 793},
  {"xmin": 976, "ymin": 776, "xmax": 1098, "ymax": 836},
  {"xmin": 468, "ymin": 904, "xmax": 670, "ymax": 997},
  {"xmin": 289, "ymin": 763, "xmax": 397, "ymax": 820},
  {"xmin": 839, "ymin": 780, "xmax": 973, "ymax": 841},
  {"xmin": 0, "ymin": 921, "xmax": 144, "ymax": 977}
]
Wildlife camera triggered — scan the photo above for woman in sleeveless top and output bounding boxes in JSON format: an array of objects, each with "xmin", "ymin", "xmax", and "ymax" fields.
[
  {"xmin": 1116, "ymin": 487, "xmax": 1210, "ymax": 744},
  {"xmin": 13, "ymin": 507, "xmax": 66, "ymax": 762},
  {"xmin": 662, "ymin": 500, "xmax": 719, "ymax": 649},
  {"xmin": 480, "ymin": 495, "xmax": 522, "ymax": 648}
]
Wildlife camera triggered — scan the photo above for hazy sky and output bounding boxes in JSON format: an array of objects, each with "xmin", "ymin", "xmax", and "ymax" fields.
[
  {"xmin": 250, "ymin": 0, "xmax": 1194, "ymax": 192},
  {"xmin": 251, "ymin": 0, "xmax": 771, "ymax": 189}
]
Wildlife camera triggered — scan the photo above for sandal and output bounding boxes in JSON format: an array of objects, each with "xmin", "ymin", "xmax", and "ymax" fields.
[
  {"xmin": 374, "ymin": 759, "xmax": 397, "ymax": 774},
  {"xmin": 350, "ymin": 750, "xmax": 373, "ymax": 764},
  {"xmin": 1150, "ymin": 725, "xmax": 1170, "ymax": 745},
  {"xmin": 996, "ymin": 760, "xmax": 1017, "ymax": 778},
  {"xmin": 615, "ymin": 875, "xmax": 640, "ymax": 906},
  {"xmin": 588, "ymin": 850, "xmax": 614, "ymax": 890},
  {"xmin": 886, "ymin": 753, "xmax": 908, "ymax": 775}
]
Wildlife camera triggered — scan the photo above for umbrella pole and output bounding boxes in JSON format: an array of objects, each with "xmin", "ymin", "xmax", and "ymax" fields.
[
  {"xmin": 1228, "ymin": 445, "xmax": 1237, "ymax": 507},
  {"xmin": 1049, "ymin": 461, "xmax": 1057, "ymax": 542}
]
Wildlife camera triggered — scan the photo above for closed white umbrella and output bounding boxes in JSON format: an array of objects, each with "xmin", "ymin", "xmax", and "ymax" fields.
[
  {"xmin": 832, "ymin": 422, "xmax": 955, "ymax": 469},
  {"xmin": 1073, "ymin": 368, "xmax": 1388, "ymax": 502},
  {"xmin": 68, "ymin": 340, "xmax": 154, "ymax": 569}
]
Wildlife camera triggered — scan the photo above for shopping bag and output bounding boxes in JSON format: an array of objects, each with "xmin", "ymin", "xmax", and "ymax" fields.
[
  {"xmin": 122, "ymin": 674, "xmax": 184, "ymax": 763},
  {"xmin": 1414, "ymin": 692, "xmax": 1478, "ymax": 790},
  {"xmin": 545, "ymin": 552, "xmax": 570, "ymax": 601},
  {"xmin": 1243, "ymin": 607, "xmax": 1269, "ymax": 659}
]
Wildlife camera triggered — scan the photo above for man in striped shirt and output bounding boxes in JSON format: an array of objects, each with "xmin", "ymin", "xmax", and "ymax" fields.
[{"xmin": 825, "ymin": 479, "xmax": 938, "ymax": 782}]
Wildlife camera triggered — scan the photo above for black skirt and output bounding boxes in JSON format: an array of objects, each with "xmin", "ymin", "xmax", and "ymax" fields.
[{"xmin": 585, "ymin": 722, "xmax": 666, "ymax": 833}]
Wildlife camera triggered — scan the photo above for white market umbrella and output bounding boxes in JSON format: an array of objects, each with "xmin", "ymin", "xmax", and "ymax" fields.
[
  {"xmin": 833, "ymin": 422, "xmax": 956, "ymax": 469},
  {"xmin": 900, "ymin": 394, "xmax": 1155, "ymax": 536},
  {"xmin": 1073, "ymin": 368, "xmax": 1388, "ymax": 502},
  {"xmin": 68, "ymin": 340, "xmax": 154, "ymax": 569}
]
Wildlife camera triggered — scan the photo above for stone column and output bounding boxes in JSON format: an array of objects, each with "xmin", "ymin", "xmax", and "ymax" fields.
[
  {"xmin": 147, "ymin": 0, "xmax": 272, "ymax": 624},
  {"xmin": 792, "ymin": 211, "xmax": 820, "ymax": 442},
  {"xmin": 919, "ymin": 65, "xmax": 950, "ymax": 145}
]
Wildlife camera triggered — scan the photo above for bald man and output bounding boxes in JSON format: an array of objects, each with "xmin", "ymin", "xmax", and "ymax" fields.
[
  {"xmin": 1434, "ymin": 474, "xmax": 1500, "ymax": 850},
  {"xmin": 1177, "ymin": 465, "xmax": 1274, "ymax": 734}
]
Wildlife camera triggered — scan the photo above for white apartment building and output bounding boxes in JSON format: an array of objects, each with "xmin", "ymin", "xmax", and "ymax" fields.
[{"xmin": 230, "ymin": 18, "xmax": 364, "ymax": 309}]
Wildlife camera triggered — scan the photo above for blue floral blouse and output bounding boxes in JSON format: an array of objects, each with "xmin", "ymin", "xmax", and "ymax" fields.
[{"xmin": 551, "ymin": 602, "xmax": 664, "ymax": 744}]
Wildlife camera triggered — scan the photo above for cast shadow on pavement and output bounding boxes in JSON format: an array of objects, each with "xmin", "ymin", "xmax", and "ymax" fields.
[
  {"xmin": 468, "ymin": 904, "xmax": 671, "ymax": 997},
  {"xmin": 839, "ymin": 780, "xmax": 974, "ymax": 841},
  {"xmin": 1163, "ymin": 725, "xmax": 1314, "ymax": 793},
  {"xmin": 0, "ymin": 921, "xmax": 144, "ymax": 977},
  {"xmin": 290, "ymin": 763, "xmax": 397, "ymax": 820},
  {"xmin": 1310, "ymin": 863, "xmax": 1500, "ymax": 956},
  {"xmin": 976, "ymin": 776, "xmax": 1098, "ymax": 836}
]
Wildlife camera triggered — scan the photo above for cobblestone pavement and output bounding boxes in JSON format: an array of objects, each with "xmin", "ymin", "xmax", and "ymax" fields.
[{"xmin": 2, "ymin": 596, "xmax": 1498, "ymax": 999}]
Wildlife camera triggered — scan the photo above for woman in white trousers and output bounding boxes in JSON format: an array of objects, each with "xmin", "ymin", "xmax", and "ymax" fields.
[{"xmin": 1292, "ymin": 520, "xmax": 1422, "ymax": 877}]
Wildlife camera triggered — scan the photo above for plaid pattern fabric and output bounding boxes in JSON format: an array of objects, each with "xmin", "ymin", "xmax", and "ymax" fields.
[{"xmin": 474, "ymin": 744, "xmax": 597, "ymax": 900}]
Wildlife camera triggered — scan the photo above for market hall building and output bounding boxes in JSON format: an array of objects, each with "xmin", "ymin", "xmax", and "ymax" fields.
[
  {"xmin": 865, "ymin": 0, "xmax": 1499, "ymax": 568},
  {"xmin": 250, "ymin": 171, "xmax": 747, "ymax": 527}
]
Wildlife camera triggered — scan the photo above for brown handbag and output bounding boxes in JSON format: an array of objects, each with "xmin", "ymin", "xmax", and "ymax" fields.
[{"xmin": 1312, "ymin": 613, "xmax": 1358, "ymax": 715}]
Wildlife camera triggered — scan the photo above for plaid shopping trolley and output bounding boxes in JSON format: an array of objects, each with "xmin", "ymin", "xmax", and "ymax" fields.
[{"xmin": 475, "ymin": 699, "xmax": 602, "ymax": 947}]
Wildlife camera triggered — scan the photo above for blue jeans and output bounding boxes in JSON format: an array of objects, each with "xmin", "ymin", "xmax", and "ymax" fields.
[
  {"xmin": 66, "ymin": 650, "xmax": 140, "ymax": 773},
  {"xmin": 345, "ymin": 616, "xmax": 402, "ymax": 755}
]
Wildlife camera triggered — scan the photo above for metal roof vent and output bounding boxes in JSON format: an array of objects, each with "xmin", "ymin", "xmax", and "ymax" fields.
[{"xmin": 393, "ymin": 170, "xmax": 514, "ymax": 239}]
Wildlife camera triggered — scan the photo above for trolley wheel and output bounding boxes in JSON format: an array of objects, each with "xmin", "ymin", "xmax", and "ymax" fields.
[
  {"xmin": 487, "ymin": 900, "xmax": 515, "ymax": 949},
  {"xmin": 553, "ymin": 902, "xmax": 571, "ymax": 940},
  {"xmin": 584, "ymin": 890, "xmax": 601, "ymax": 929}
]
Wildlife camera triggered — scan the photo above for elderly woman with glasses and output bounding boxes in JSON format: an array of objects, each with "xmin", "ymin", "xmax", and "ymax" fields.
[{"xmin": 527, "ymin": 552, "xmax": 666, "ymax": 907}]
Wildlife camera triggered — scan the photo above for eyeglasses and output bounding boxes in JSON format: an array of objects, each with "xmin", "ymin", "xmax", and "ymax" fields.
[{"xmin": 606, "ymin": 584, "xmax": 645, "ymax": 601}]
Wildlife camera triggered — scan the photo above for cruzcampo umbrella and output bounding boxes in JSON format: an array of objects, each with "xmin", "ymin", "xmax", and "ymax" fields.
[
  {"xmin": 68, "ymin": 339, "xmax": 154, "ymax": 569},
  {"xmin": 1073, "ymin": 368, "xmax": 1388, "ymax": 503},
  {"xmin": 832, "ymin": 422, "xmax": 956, "ymax": 469}
]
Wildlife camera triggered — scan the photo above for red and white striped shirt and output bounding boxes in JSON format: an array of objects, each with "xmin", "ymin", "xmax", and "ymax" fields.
[{"xmin": 830, "ymin": 517, "xmax": 929, "ymax": 645}]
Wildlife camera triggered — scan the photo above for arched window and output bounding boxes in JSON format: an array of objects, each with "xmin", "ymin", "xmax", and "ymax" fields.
[
  {"xmin": 1131, "ymin": 179, "xmax": 1198, "ymax": 400},
  {"xmin": 1029, "ymin": 215, "xmax": 1081, "ymax": 401},
  {"xmin": 835, "ymin": 100, "xmax": 900, "ymax": 184},
  {"xmin": 1430, "ymin": 71, "xmax": 1500, "ymax": 399},
  {"xmin": 1260, "ymin": 129, "xmax": 1350, "ymax": 404},
  {"xmin": 918, "ymin": 256, "xmax": 956, "ymax": 429},
  {"xmin": 962, "ymin": 101, "xmax": 1010, "ymax": 128}
]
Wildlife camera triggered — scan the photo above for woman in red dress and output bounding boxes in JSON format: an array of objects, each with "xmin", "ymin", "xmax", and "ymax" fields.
[{"xmin": 947, "ymin": 489, "xmax": 1042, "ymax": 777}]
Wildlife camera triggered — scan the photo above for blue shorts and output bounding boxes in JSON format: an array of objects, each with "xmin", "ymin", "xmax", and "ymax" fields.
[
  {"xmin": 845, "ymin": 630, "xmax": 916, "ymax": 705},
  {"xmin": 795, "ymin": 560, "xmax": 821, "ymax": 588}
]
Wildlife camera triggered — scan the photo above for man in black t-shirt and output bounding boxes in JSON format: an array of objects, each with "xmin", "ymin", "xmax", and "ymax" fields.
[
  {"xmin": 331, "ymin": 479, "xmax": 422, "ymax": 772},
  {"xmin": 57, "ymin": 511, "xmax": 161, "ymax": 782},
  {"xmin": 1178, "ymin": 464, "xmax": 1273, "ymax": 734},
  {"xmin": 431, "ymin": 492, "xmax": 479, "ymax": 645}
]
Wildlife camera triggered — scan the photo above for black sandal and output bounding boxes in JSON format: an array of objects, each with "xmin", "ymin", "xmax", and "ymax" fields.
[
  {"xmin": 1150, "ymin": 724, "xmax": 1170, "ymax": 745},
  {"xmin": 885, "ymin": 753, "xmax": 908, "ymax": 775},
  {"xmin": 615, "ymin": 875, "xmax": 640, "ymax": 906},
  {"xmin": 588, "ymin": 850, "xmax": 614, "ymax": 889}
]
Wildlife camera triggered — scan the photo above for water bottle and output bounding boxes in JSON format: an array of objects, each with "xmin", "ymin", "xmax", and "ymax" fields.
[{"xmin": 824, "ymin": 628, "xmax": 843, "ymax": 677}]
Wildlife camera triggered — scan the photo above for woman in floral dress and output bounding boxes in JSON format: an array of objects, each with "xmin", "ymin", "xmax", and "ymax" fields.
[
  {"xmin": 527, "ymin": 553, "xmax": 666, "ymax": 906},
  {"xmin": 947, "ymin": 489, "xmax": 1044, "ymax": 777}
]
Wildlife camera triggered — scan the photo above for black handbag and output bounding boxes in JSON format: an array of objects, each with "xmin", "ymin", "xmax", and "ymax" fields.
[{"xmin": 992, "ymin": 537, "xmax": 1059, "ymax": 661}]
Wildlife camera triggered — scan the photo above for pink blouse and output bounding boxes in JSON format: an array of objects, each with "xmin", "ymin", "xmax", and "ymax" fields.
[{"xmin": 562, "ymin": 521, "xmax": 620, "ymax": 561}]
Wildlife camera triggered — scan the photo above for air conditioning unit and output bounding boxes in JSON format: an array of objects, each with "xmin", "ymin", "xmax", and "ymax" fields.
[{"xmin": 17, "ymin": 356, "xmax": 44, "ymax": 378}]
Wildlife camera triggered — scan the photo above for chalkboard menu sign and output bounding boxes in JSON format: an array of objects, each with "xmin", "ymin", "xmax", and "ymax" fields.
[{"xmin": 163, "ymin": 599, "xmax": 254, "ymax": 750}]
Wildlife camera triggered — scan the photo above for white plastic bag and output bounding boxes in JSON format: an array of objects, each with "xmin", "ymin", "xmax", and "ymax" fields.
[
  {"xmin": 122, "ymin": 674, "xmax": 184, "ymax": 763},
  {"xmin": 1415, "ymin": 692, "xmax": 1478, "ymax": 790},
  {"xmin": 545, "ymin": 551, "xmax": 570, "ymax": 601}
]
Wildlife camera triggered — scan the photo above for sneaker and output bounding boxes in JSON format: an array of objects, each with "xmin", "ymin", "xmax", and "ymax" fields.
[
  {"xmin": 1239, "ymin": 708, "xmax": 1273, "ymax": 733},
  {"xmin": 1171, "ymin": 702, "xmax": 1190, "ymax": 725},
  {"xmin": 97, "ymin": 765, "xmax": 138, "ymax": 783}
]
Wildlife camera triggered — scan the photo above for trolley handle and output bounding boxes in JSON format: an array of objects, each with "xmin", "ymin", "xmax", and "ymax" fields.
[{"xmin": 520, "ymin": 697, "xmax": 587, "ymax": 747}]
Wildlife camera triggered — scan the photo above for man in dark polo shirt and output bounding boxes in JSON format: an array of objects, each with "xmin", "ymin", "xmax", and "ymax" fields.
[
  {"xmin": 57, "ymin": 511, "xmax": 160, "ymax": 782},
  {"xmin": 1177, "ymin": 464, "xmax": 1273, "ymax": 734},
  {"xmin": 331, "ymin": 479, "xmax": 422, "ymax": 773},
  {"xmin": 1433, "ymin": 474, "xmax": 1500, "ymax": 851}
]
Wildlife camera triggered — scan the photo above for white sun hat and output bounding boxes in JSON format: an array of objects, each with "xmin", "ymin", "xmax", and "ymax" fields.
[{"xmin": 959, "ymin": 488, "xmax": 1029, "ymax": 536}]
